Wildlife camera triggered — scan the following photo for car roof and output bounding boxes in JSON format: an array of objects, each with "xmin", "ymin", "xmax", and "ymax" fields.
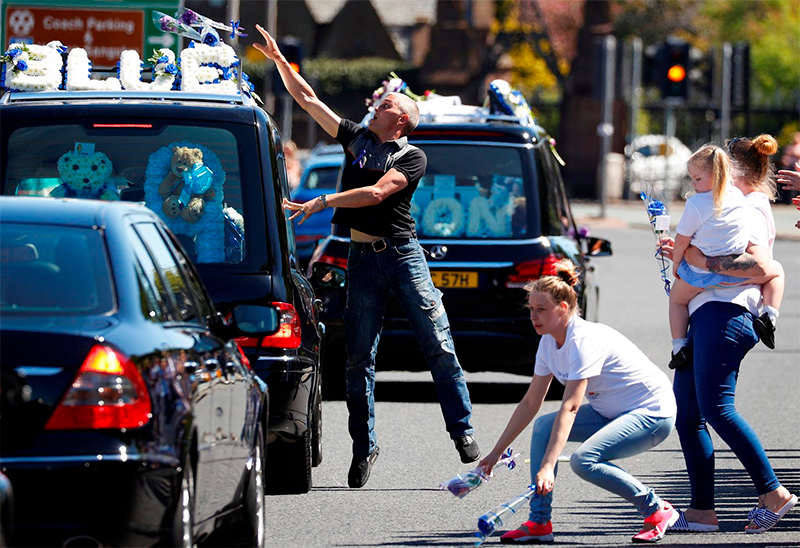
[
  {"xmin": 0, "ymin": 196, "xmax": 156, "ymax": 227},
  {"xmin": 410, "ymin": 121, "xmax": 548, "ymax": 144},
  {"xmin": 303, "ymin": 152, "xmax": 344, "ymax": 170}
]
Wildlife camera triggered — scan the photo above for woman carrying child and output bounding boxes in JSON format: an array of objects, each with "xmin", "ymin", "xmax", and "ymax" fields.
[
  {"xmin": 661, "ymin": 136, "xmax": 796, "ymax": 534},
  {"xmin": 666, "ymin": 144, "xmax": 783, "ymax": 369},
  {"xmin": 479, "ymin": 260, "xmax": 678, "ymax": 544}
]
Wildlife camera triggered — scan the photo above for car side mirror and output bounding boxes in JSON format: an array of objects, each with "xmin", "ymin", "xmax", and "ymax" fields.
[
  {"xmin": 586, "ymin": 237, "xmax": 612, "ymax": 257},
  {"xmin": 229, "ymin": 304, "xmax": 280, "ymax": 336},
  {"xmin": 311, "ymin": 262, "xmax": 347, "ymax": 289}
]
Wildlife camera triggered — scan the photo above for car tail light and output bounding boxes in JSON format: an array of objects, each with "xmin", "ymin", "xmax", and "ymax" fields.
[
  {"xmin": 237, "ymin": 302, "xmax": 302, "ymax": 349},
  {"xmin": 314, "ymin": 252, "xmax": 348, "ymax": 269},
  {"xmin": 505, "ymin": 254, "xmax": 559, "ymax": 288},
  {"xmin": 45, "ymin": 344, "xmax": 152, "ymax": 430},
  {"xmin": 295, "ymin": 234, "xmax": 326, "ymax": 244}
]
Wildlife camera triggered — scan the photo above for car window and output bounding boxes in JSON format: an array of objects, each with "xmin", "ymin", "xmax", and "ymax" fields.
[
  {"xmin": 411, "ymin": 143, "xmax": 529, "ymax": 239},
  {"xmin": 128, "ymin": 225, "xmax": 177, "ymax": 322},
  {"xmin": 2, "ymin": 123, "xmax": 251, "ymax": 266},
  {"xmin": 134, "ymin": 223, "xmax": 199, "ymax": 323},
  {"xmin": 304, "ymin": 164, "xmax": 341, "ymax": 190},
  {"xmin": 162, "ymin": 227, "xmax": 215, "ymax": 321},
  {"xmin": 538, "ymin": 146, "xmax": 573, "ymax": 236},
  {"xmin": 0, "ymin": 224, "xmax": 113, "ymax": 315}
]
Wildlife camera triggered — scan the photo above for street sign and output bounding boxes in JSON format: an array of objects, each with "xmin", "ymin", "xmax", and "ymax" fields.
[{"xmin": 2, "ymin": 0, "xmax": 180, "ymax": 68}]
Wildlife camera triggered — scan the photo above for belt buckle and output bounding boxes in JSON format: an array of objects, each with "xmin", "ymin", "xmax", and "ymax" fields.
[{"xmin": 371, "ymin": 239, "xmax": 388, "ymax": 253}]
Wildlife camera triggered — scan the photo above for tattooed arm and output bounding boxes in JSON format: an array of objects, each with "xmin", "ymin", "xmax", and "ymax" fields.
[{"xmin": 684, "ymin": 244, "xmax": 769, "ymax": 278}]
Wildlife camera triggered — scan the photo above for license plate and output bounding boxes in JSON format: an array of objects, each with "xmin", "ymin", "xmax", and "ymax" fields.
[{"xmin": 431, "ymin": 271, "xmax": 478, "ymax": 288}]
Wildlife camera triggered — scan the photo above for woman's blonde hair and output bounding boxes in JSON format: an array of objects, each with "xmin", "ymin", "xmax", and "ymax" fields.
[
  {"xmin": 688, "ymin": 144, "xmax": 730, "ymax": 215},
  {"xmin": 524, "ymin": 259, "xmax": 579, "ymax": 315},
  {"xmin": 727, "ymin": 134, "xmax": 779, "ymax": 200}
]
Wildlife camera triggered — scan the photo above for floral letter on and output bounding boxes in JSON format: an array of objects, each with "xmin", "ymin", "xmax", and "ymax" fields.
[
  {"xmin": 66, "ymin": 48, "xmax": 122, "ymax": 91},
  {"xmin": 179, "ymin": 43, "xmax": 238, "ymax": 94}
]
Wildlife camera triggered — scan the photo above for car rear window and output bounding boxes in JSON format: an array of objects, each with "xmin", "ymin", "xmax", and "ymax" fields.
[
  {"xmin": 0, "ymin": 224, "xmax": 113, "ymax": 315},
  {"xmin": 411, "ymin": 143, "xmax": 529, "ymax": 239},
  {"xmin": 303, "ymin": 163, "xmax": 341, "ymax": 190},
  {"xmin": 2, "ymin": 123, "xmax": 251, "ymax": 265}
]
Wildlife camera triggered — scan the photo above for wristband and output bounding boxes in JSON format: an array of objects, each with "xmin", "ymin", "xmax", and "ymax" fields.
[{"xmin": 319, "ymin": 194, "xmax": 328, "ymax": 208}]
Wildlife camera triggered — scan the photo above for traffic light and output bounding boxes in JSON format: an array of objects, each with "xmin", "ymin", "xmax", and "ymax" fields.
[
  {"xmin": 658, "ymin": 38, "xmax": 690, "ymax": 101},
  {"xmin": 272, "ymin": 37, "xmax": 304, "ymax": 96}
]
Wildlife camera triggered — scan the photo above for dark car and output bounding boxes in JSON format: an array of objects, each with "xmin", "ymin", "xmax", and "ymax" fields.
[
  {"xmin": 0, "ymin": 89, "xmax": 323, "ymax": 494},
  {"xmin": 309, "ymin": 109, "xmax": 611, "ymax": 393},
  {"xmin": 290, "ymin": 144, "xmax": 344, "ymax": 268},
  {"xmin": 0, "ymin": 197, "xmax": 273, "ymax": 546}
]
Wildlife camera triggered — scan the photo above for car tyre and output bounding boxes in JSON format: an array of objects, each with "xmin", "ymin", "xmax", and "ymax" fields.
[
  {"xmin": 168, "ymin": 455, "xmax": 194, "ymax": 548},
  {"xmin": 311, "ymin": 378, "xmax": 323, "ymax": 467},
  {"xmin": 267, "ymin": 430, "xmax": 312, "ymax": 494}
]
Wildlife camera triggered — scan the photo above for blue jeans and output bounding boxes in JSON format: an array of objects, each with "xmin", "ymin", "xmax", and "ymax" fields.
[
  {"xmin": 529, "ymin": 405, "xmax": 674, "ymax": 523},
  {"xmin": 344, "ymin": 238, "xmax": 474, "ymax": 456},
  {"xmin": 673, "ymin": 301, "xmax": 781, "ymax": 510}
]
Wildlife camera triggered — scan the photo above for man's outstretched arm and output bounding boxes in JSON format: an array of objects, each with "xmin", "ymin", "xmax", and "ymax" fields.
[{"xmin": 254, "ymin": 25, "xmax": 341, "ymax": 138}]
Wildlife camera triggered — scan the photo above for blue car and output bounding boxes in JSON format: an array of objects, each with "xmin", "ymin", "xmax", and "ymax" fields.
[{"xmin": 290, "ymin": 145, "xmax": 343, "ymax": 268}]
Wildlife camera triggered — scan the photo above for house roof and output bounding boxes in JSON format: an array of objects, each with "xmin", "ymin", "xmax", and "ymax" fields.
[{"xmin": 305, "ymin": 0, "xmax": 437, "ymax": 27}]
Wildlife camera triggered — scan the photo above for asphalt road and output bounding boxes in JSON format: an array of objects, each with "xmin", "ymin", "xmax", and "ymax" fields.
[{"xmin": 263, "ymin": 224, "xmax": 800, "ymax": 547}]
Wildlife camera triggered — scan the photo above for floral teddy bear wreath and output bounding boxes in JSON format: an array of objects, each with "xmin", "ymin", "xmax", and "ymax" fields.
[{"xmin": 144, "ymin": 141, "xmax": 227, "ymax": 262}]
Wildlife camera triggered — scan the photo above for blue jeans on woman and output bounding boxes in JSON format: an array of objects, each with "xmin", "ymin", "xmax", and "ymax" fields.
[
  {"xmin": 529, "ymin": 404, "xmax": 675, "ymax": 523},
  {"xmin": 344, "ymin": 237, "xmax": 474, "ymax": 456},
  {"xmin": 673, "ymin": 301, "xmax": 781, "ymax": 510}
]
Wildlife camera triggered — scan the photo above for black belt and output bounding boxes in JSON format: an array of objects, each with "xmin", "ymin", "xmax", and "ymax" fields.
[{"xmin": 350, "ymin": 237, "xmax": 412, "ymax": 253}]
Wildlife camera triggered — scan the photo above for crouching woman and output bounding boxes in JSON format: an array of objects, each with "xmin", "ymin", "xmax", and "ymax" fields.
[{"xmin": 479, "ymin": 260, "xmax": 678, "ymax": 544}]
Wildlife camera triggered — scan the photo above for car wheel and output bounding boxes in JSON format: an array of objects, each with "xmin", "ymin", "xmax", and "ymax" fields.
[
  {"xmin": 311, "ymin": 378, "xmax": 323, "ymax": 467},
  {"xmin": 240, "ymin": 424, "xmax": 266, "ymax": 547},
  {"xmin": 168, "ymin": 455, "xmax": 194, "ymax": 548},
  {"xmin": 267, "ymin": 430, "xmax": 312, "ymax": 494}
]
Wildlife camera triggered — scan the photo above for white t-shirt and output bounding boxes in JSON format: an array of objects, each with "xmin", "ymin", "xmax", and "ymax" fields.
[
  {"xmin": 745, "ymin": 191, "xmax": 775, "ymax": 254},
  {"xmin": 534, "ymin": 316, "xmax": 677, "ymax": 420},
  {"xmin": 676, "ymin": 184, "xmax": 750, "ymax": 264},
  {"xmin": 687, "ymin": 190, "xmax": 773, "ymax": 316}
]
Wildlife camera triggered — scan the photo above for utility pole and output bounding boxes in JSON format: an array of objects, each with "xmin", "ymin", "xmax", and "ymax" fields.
[
  {"xmin": 265, "ymin": 0, "xmax": 278, "ymax": 114},
  {"xmin": 719, "ymin": 42, "xmax": 732, "ymax": 143},
  {"xmin": 596, "ymin": 35, "xmax": 616, "ymax": 219}
]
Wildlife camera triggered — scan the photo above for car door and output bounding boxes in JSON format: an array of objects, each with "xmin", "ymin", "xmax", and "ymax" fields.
[
  {"xmin": 163, "ymin": 228, "xmax": 254, "ymax": 500},
  {"xmin": 131, "ymin": 221, "xmax": 234, "ymax": 521}
]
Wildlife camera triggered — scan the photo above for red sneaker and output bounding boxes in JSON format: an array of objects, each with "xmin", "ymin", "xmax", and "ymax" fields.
[
  {"xmin": 632, "ymin": 501, "xmax": 679, "ymax": 543},
  {"xmin": 500, "ymin": 520, "xmax": 554, "ymax": 544}
]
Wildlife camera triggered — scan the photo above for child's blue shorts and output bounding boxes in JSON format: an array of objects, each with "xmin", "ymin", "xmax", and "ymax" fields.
[{"xmin": 677, "ymin": 260, "xmax": 748, "ymax": 289}]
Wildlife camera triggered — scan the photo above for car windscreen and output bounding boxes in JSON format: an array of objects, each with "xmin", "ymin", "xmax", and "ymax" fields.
[
  {"xmin": 411, "ymin": 143, "xmax": 530, "ymax": 239},
  {"xmin": 0, "ymin": 224, "xmax": 113, "ymax": 315},
  {"xmin": 2, "ymin": 122, "xmax": 258, "ymax": 267}
]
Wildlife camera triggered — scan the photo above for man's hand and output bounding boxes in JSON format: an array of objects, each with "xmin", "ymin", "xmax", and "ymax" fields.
[
  {"xmin": 283, "ymin": 197, "xmax": 323, "ymax": 225},
  {"xmin": 253, "ymin": 24, "xmax": 281, "ymax": 62},
  {"xmin": 777, "ymin": 164, "xmax": 800, "ymax": 192}
]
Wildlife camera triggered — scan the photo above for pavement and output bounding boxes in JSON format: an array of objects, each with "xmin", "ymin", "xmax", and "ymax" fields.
[{"xmin": 571, "ymin": 198, "xmax": 800, "ymax": 242}]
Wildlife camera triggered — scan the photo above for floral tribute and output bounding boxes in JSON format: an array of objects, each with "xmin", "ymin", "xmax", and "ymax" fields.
[
  {"xmin": 144, "ymin": 141, "xmax": 227, "ymax": 263},
  {"xmin": 0, "ymin": 9, "xmax": 255, "ymax": 97}
]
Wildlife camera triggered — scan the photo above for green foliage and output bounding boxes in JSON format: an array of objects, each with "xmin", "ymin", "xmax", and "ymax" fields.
[
  {"xmin": 698, "ymin": 0, "xmax": 799, "ymax": 107},
  {"xmin": 303, "ymin": 57, "xmax": 416, "ymax": 95}
]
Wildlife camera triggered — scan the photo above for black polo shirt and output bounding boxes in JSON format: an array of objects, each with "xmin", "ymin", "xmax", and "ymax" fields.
[{"xmin": 331, "ymin": 118, "xmax": 426, "ymax": 238}]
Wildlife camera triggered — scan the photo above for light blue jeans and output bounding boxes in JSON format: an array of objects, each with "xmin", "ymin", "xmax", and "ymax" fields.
[
  {"xmin": 344, "ymin": 237, "xmax": 474, "ymax": 456},
  {"xmin": 529, "ymin": 404, "xmax": 675, "ymax": 523}
]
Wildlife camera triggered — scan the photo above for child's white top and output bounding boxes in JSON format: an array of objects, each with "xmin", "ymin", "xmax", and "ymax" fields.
[
  {"xmin": 676, "ymin": 183, "xmax": 749, "ymax": 257},
  {"xmin": 686, "ymin": 189, "xmax": 773, "ymax": 316},
  {"xmin": 745, "ymin": 191, "xmax": 775, "ymax": 255},
  {"xmin": 534, "ymin": 316, "xmax": 677, "ymax": 420}
]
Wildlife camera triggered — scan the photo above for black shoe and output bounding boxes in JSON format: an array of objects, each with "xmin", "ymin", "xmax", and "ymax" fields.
[
  {"xmin": 753, "ymin": 313, "xmax": 776, "ymax": 349},
  {"xmin": 668, "ymin": 347, "xmax": 691, "ymax": 370},
  {"xmin": 454, "ymin": 434, "xmax": 481, "ymax": 463},
  {"xmin": 348, "ymin": 446, "xmax": 379, "ymax": 488}
]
